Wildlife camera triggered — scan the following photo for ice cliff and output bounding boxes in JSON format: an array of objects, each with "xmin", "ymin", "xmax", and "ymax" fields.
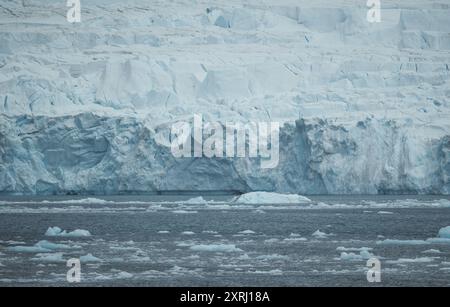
[{"xmin": 0, "ymin": 0, "xmax": 449, "ymax": 194}]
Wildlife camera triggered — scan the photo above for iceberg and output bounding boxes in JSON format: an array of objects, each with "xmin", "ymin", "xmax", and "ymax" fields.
[
  {"xmin": 234, "ymin": 192, "xmax": 311, "ymax": 204},
  {"xmin": 189, "ymin": 244, "xmax": 243, "ymax": 253},
  {"xmin": 438, "ymin": 226, "xmax": 450, "ymax": 239},
  {"xmin": 45, "ymin": 226, "xmax": 91, "ymax": 237}
]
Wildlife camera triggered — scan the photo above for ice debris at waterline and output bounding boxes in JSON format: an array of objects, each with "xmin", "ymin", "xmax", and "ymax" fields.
[{"xmin": 0, "ymin": 0, "xmax": 449, "ymax": 195}]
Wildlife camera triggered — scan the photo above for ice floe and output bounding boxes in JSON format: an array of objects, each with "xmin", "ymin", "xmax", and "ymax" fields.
[
  {"xmin": 45, "ymin": 226, "xmax": 91, "ymax": 237},
  {"xmin": 183, "ymin": 197, "xmax": 208, "ymax": 205},
  {"xmin": 7, "ymin": 240, "xmax": 79, "ymax": 253},
  {"xmin": 233, "ymin": 192, "xmax": 311, "ymax": 204},
  {"xmin": 422, "ymin": 249, "xmax": 441, "ymax": 254},
  {"xmin": 387, "ymin": 257, "xmax": 436, "ymax": 264},
  {"xmin": 171, "ymin": 210, "xmax": 198, "ymax": 214},
  {"xmin": 336, "ymin": 246, "xmax": 373, "ymax": 252},
  {"xmin": 377, "ymin": 211, "xmax": 394, "ymax": 215},
  {"xmin": 377, "ymin": 239, "xmax": 429, "ymax": 245},
  {"xmin": 31, "ymin": 253, "xmax": 65, "ymax": 263},
  {"xmin": 189, "ymin": 244, "xmax": 243, "ymax": 253},
  {"xmin": 340, "ymin": 250, "xmax": 374, "ymax": 261},
  {"xmin": 181, "ymin": 231, "xmax": 195, "ymax": 235},
  {"xmin": 202, "ymin": 230, "xmax": 218, "ymax": 234},
  {"xmin": 238, "ymin": 230, "xmax": 256, "ymax": 235},
  {"xmin": 80, "ymin": 254, "xmax": 102, "ymax": 263},
  {"xmin": 312, "ymin": 230, "xmax": 332, "ymax": 239},
  {"xmin": 255, "ymin": 254, "xmax": 289, "ymax": 261}
]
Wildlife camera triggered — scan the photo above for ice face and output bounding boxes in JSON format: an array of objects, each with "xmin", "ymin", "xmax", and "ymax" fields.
[
  {"xmin": 1, "ymin": 113, "xmax": 448, "ymax": 194},
  {"xmin": 0, "ymin": 0, "xmax": 449, "ymax": 195}
]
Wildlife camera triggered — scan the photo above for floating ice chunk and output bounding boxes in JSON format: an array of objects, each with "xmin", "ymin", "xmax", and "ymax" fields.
[
  {"xmin": 426, "ymin": 238, "xmax": 450, "ymax": 244},
  {"xmin": 438, "ymin": 226, "xmax": 450, "ymax": 239},
  {"xmin": 336, "ymin": 246, "xmax": 373, "ymax": 252},
  {"xmin": 7, "ymin": 240, "xmax": 76, "ymax": 253},
  {"xmin": 340, "ymin": 250, "xmax": 373, "ymax": 261},
  {"xmin": 249, "ymin": 269, "xmax": 283, "ymax": 275},
  {"xmin": 45, "ymin": 226, "xmax": 91, "ymax": 237},
  {"xmin": 32, "ymin": 252, "xmax": 65, "ymax": 263},
  {"xmin": 176, "ymin": 241, "xmax": 193, "ymax": 247},
  {"xmin": 0, "ymin": 240, "xmax": 26, "ymax": 245},
  {"xmin": 190, "ymin": 244, "xmax": 243, "ymax": 252},
  {"xmin": 377, "ymin": 211, "xmax": 394, "ymax": 214},
  {"xmin": 387, "ymin": 257, "xmax": 435, "ymax": 264},
  {"xmin": 183, "ymin": 197, "xmax": 208, "ymax": 205},
  {"xmin": 437, "ymin": 199, "xmax": 450, "ymax": 207},
  {"xmin": 238, "ymin": 230, "xmax": 256, "ymax": 235},
  {"xmin": 256, "ymin": 254, "xmax": 289, "ymax": 261},
  {"xmin": 116, "ymin": 271, "xmax": 133, "ymax": 279},
  {"xmin": 377, "ymin": 239, "xmax": 429, "ymax": 245},
  {"xmin": 234, "ymin": 192, "xmax": 311, "ymax": 204},
  {"xmin": 378, "ymin": 226, "xmax": 450, "ymax": 246},
  {"xmin": 80, "ymin": 253, "xmax": 102, "ymax": 263},
  {"xmin": 312, "ymin": 230, "xmax": 331, "ymax": 238},
  {"xmin": 264, "ymin": 238, "xmax": 279, "ymax": 244},
  {"xmin": 181, "ymin": 231, "xmax": 195, "ymax": 235},
  {"xmin": 422, "ymin": 249, "xmax": 441, "ymax": 254},
  {"xmin": 283, "ymin": 237, "xmax": 307, "ymax": 242},
  {"xmin": 45, "ymin": 198, "xmax": 113, "ymax": 204},
  {"xmin": 422, "ymin": 226, "xmax": 450, "ymax": 244},
  {"xmin": 37, "ymin": 240, "xmax": 76, "ymax": 250},
  {"xmin": 171, "ymin": 210, "xmax": 198, "ymax": 214},
  {"xmin": 7, "ymin": 245, "xmax": 51, "ymax": 253}
]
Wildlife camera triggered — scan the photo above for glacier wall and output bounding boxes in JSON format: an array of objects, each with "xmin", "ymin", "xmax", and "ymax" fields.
[
  {"xmin": 0, "ymin": 0, "xmax": 450, "ymax": 194},
  {"xmin": 1, "ymin": 113, "xmax": 448, "ymax": 194}
]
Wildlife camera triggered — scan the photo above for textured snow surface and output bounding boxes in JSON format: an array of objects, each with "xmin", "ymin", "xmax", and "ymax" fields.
[{"xmin": 0, "ymin": 0, "xmax": 449, "ymax": 194}]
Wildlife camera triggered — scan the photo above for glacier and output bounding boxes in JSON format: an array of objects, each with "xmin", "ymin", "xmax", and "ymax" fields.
[{"xmin": 0, "ymin": 0, "xmax": 450, "ymax": 195}]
